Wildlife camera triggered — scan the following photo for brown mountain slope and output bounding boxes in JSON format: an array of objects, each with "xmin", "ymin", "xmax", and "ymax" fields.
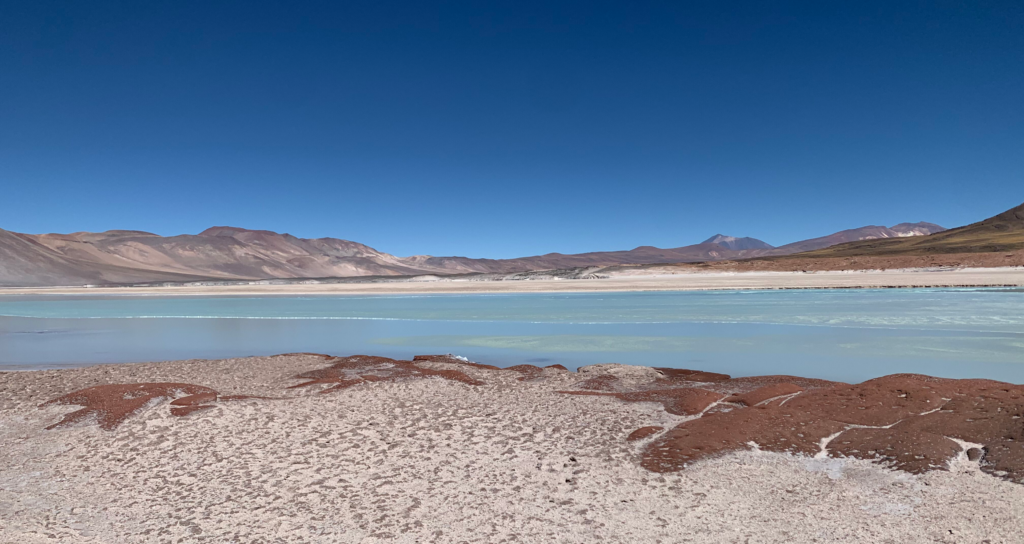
[
  {"xmin": 794, "ymin": 203, "xmax": 1024, "ymax": 257},
  {"xmin": 410, "ymin": 243, "xmax": 772, "ymax": 274},
  {"xmin": 0, "ymin": 229, "xmax": 224, "ymax": 287},
  {"xmin": 0, "ymin": 216, "xmax": 947, "ymax": 287},
  {"xmin": 767, "ymin": 222, "xmax": 945, "ymax": 254},
  {"xmin": 29, "ymin": 228, "xmax": 447, "ymax": 281}
]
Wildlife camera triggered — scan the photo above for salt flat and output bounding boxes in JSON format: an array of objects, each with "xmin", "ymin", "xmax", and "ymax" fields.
[
  {"xmin": 1, "ymin": 266, "xmax": 1022, "ymax": 297},
  {"xmin": 2, "ymin": 354, "xmax": 1022, "ymax": 543}
]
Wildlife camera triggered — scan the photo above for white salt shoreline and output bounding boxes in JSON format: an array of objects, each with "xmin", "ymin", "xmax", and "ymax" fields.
[{"xmin": 1, "ymin": 266, "xmax": 1022, "ymax": 297}]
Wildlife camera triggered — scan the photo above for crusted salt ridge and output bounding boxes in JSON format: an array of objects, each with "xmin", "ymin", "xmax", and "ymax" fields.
[{"xmin": 38, "ymin": 354, "xmax": 1024, "ymax": 484}]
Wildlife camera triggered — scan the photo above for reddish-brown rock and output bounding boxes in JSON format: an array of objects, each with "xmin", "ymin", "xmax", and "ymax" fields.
[
  {"xmin": 576, "ymin": 374, "xmax": 620, "ymax": 391},
  {"xmin": 724, "ymin": 375, "xmax": 839, "ymax": 391},
  {"xmin": 639, "ymin": 374, "xmax": 1024, "ymax": 483},
  {"xmin": 627, "ymin": 426, "xmax": 664, "ymax": 442},
  {"xmin": 654, "ymin": 368, "xmax": 731, "ymax": 384},
  {"xmin": 291, "ymin": 355, "xmax": 484, "ymax": 393},
  {"xmin": 729, "ymin": 383, "xmax": 804, "ymax": 407},
  {"xmin": 828, "ymin": 425, "xmax": 962, "ymax": 474},
  {"xmin": 505, "ymin": 364, "xmax": 544, "ymax": 381},
  {"xmin": 413, "ymin": 355, "xmax": 502, "ymax": 371},
  {"xmin": 560, "ymin": 388, "xmax": 723, "ymax": 417},
  {"xmin": 617, "ymin": 388, "xmax": 725, "ymax": 416},
  {"xmin": 43, "ymin": 383, "xmax": 220, "ymax": 430}
]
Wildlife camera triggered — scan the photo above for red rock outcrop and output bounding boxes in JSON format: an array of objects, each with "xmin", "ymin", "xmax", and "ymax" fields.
[
  {"xmin": 562, "ymin": 387, "xmax": 724, "ymax": 417},
  {"xmin": 722, "ymin": 374, "xmax": 839, "ymax": 391},
  {"xmin": 414, "ymin": 356, "xmax": 568, "ymax": 381},
  {"xmin": 290, "ymin": 355, "xmax": 484, "ymax": 393},
  {"xmin": 39, "ymin": 354, "xmax": 1024, "ymax": 484},
  {"xmin": 617, "ymin": 388, "xmax": 726, "ymax": 416},
  {"xmin": 627, "ymin": 426, "xmax": 664, "ymax": 441},
  {"xmin": 638, "ymin": 374, "xmax": 1024, "ymax": 483},
  {"xmin": 654, "ymin": 368, "xmax": 731, "ymax": 384},
  {"xmin": 40, "ymin": 383, "xmax": 265, "ymax": 430},
  {"xmin": 505, "ymin": 364, "xmax": 544, "ymax": 381},
  {"xmin": 412, "ymin": 354, "xmax": 502, "ymax": 371},
  {"xmin": 575, "ymin": 374, "xmax": 620, "ymax": 391},
  {"xmin": 728, "ymin": 383, "xmax": 804, "ymax": 407}
]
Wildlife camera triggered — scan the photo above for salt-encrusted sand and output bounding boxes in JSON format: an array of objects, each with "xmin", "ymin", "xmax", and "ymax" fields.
[
  {"xmin": 2, "ymin": 354, "xmax": 1023, "ymax": 543},
  {"xmin": 1, "ymin": 266, "xmax": 1023, "ymax": 297}
]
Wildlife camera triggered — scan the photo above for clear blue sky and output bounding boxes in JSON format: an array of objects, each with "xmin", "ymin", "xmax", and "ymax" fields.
[{"xmin": 2, "ymin": 1, "xmax": 1022, "ymax": 258}]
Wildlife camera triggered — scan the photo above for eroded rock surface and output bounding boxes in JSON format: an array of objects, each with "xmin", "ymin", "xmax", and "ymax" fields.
[
  {"xmin": 636, "ymin": 374, "xmax": 1024, "ymax": 482},
  {"xmin": 626, "ymin": 426, "xmax": 664, "ymax": 441},
  {"xmin": 729, "ymin": 383, "xmax": 804, "ymax": 406},
  {"xmin": 36, "ymin": 354, "xmax": 1024, "ymax": 485},
  {"xmin": 10, "ymin": 353, "xmax": 1024, "ymax": 543},
  {"xmin": 553, "ymin": 366, "xmax": 1024, "ymax": 483},
  {"xmin": 40, "ymin": 383, "xmax": 248, "ymax": 430},
  {"xmin": 290, "ymin": 354, "xmax": 485, "ymax": 393}
]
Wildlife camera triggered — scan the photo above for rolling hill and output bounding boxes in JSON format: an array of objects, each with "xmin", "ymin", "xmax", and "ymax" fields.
[
  {"xmin": 794, "ymin": 203, "xmax": 1023, "ymax": 257},
  {"xmin": 0, "ymin": 218, "xmax": 948, "ymax": 287}
]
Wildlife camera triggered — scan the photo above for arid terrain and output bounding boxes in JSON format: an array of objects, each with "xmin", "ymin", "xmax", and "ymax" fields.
[
  {"xmin": 2, "ymin": 353, "xmax": 1022, "ymax": 543},
  {"xmin": 0, "ymin": 220, "xmax": 947, "ymax": 287},
  {"xmin": 5, "ymin": 202, "xmax": 1024, "ymax": 290},
  {"xmin": 2, "ymin": 266, "xmax": 1021, "ymax": 297},
  {"xmin": 798, "ymin": 201, "xmax": 1024, "ymax": 257}
]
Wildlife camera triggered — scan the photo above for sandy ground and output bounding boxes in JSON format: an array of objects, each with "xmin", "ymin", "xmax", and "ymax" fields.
[
  {"xmin": 1, "ymin": 355, "xmax": 1022, "ymax": 543},
  {"xmin": 0, "ymin": 267, "xmax": 1022, "ymax": 297}
]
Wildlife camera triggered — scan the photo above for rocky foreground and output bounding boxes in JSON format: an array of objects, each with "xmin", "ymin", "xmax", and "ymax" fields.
[{"xmin": 2, "ymin": 354, "xmax": 1023, "ymax": 543}]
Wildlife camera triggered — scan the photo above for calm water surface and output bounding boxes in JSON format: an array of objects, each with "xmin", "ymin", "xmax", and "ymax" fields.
[{"xmin": 1, "ymin": 288, "xmax": 1022, "ymax": 383}]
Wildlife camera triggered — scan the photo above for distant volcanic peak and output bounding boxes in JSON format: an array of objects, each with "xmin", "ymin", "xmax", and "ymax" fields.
[
  {"xmin": 85, "ymin": 229, "xmax": 159, "ymax": 238},
  {"xmin": 0, "ymin": 202, "xmax": 1006, "ymax": 287},
  {"xmin": 792, "ymin": 201, "xmax": 1024, "ymax": 258},
  {"xmin": 702, "ymin": 234, "xmax": 774, "ymax": 251},
  {"xmin": 199, "ymin": 226, "xmax": 250, "ymax": 237},
  {"xmin": 199, "ymin": 226, "xmax": 278, "ymax": 237},
  {"xmin": 889, "ymin": 222, "xmax": 946, "ymax": 237},
  {"xmin": 199, "ymin": 226, "xmax": 302, "ymax": 238},
  {"xmin": 200, "ymin": 226, "xmax": 365, "ymax": 248},
  {"xmin": 37, "ymin": 230, "xmax": 159, "ymax": 242}
]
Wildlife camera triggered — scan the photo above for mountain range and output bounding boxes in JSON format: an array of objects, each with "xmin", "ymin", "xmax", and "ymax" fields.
[
  {"xmin": 797, "ymin": 202, "xmax": 1024, "ymax": 257},
  {"xmin": 0, "ymin": 220, "xmax": 947, "ymax": 287}
]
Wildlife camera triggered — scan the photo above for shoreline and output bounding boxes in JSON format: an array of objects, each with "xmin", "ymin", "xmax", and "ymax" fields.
[{"xmin": 1, "ymin": 266, "xmax": 1022, "ymax": 296}]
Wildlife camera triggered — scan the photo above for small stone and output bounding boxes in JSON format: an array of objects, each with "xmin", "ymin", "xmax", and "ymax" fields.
[{"xmin": 967, "ymin": 448, "xmax": 984, "ymax": 461}]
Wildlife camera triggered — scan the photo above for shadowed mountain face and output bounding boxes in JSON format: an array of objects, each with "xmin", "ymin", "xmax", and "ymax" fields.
[
  {"xmin": 796, "ymin": 204, "xmax": 1022, "ymax": 258},
  {"xmin": 0, "ymin": 216, "xmax": 949, "ymax": 287}
]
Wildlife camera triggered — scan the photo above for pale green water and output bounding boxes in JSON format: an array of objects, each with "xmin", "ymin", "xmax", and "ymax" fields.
[{"xmin": 1, "ymin": 288, "xmax": 1022, "ymax": 382}]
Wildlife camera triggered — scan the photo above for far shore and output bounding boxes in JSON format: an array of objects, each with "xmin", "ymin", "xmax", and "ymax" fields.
[{"xmin": 2, "ymin": 266, "xmax": 1022, "ymax": 296}]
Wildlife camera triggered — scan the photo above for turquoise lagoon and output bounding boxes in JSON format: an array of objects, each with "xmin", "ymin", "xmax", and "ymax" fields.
[{"xmin": 1, "ymin": 288, "xmax": 1022, "ymax": 382}]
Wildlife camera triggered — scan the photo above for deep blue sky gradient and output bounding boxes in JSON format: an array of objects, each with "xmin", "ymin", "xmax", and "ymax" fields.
[{"xmin": 2, "ymin": 1, "xmax": 1022, "ymax": 258}]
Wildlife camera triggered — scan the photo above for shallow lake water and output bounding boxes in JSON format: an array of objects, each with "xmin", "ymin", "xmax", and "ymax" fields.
[{"xmin": 1, "ymin": 288, "xmax": 1022, "ymax": 383}]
